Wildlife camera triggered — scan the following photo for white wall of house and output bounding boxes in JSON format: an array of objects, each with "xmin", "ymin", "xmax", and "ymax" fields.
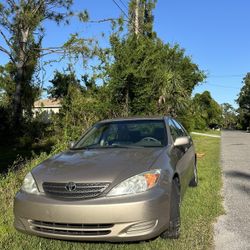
[
  {"xmin": 32, "ymin": 99, "xmax": 62, "ymax": 122},
  {"xmin": 33, "ymin": 107, "xmax": 61, "ymax": 115}
]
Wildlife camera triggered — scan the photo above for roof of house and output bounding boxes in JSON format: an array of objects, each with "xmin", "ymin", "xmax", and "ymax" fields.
[{"xmin": 34, "ymin": 99, "xmax": 62, "ymax": 108}]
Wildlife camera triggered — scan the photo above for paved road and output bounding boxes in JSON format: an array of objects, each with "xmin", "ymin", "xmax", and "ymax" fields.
[{"xmin": 214, "ymin": 131, "xmax": 250, "ymax": 250}]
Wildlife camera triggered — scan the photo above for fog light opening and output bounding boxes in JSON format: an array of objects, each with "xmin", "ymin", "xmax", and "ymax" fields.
[{"xmin": 125, "ymin": 220, "xmax": 158, "ymax": 235}]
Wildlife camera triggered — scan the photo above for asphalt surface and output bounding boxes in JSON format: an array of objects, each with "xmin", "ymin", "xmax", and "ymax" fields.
[{"xmin": 214, "ymin": 131, "xmax": 250, "ymax": 250}]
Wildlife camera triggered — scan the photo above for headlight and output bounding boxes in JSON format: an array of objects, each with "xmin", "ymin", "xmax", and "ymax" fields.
[
  {"xmin": 21, "ymin": 172, "xmax": 39, "ymax": 194},
  {"xmin": 107, "ymin": 169, "xmax": 161, "ymax": 197}
]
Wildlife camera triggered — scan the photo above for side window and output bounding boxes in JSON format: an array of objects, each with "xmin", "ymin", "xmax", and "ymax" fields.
[
  {"xmin": 172, "ymin": 120, "xmax": 187, "ymax": 137},
  {"xmin": 79, "ymin": 126, "xmax": 105, "ymax": 147},
  {"xmin": 179, "ymin": 122, "xmax": 189, "ymax": 137},
  {"xmin": 168, "ymin": 119, "xmax": 179, "ymax": 141}
]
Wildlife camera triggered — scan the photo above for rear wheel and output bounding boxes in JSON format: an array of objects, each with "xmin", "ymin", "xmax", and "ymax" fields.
[
  {"xmin": 161, "ymin": 178, "xmax": 181, "ymax": 239},
  {"xmin": 189, "ymin": 161, "xmax": 198, "ymax": 187}
]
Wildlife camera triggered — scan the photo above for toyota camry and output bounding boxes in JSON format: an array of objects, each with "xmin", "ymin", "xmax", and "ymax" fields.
[{"xmin": 14, "ymin": 117, "xmax": 198, "ymax": 242}]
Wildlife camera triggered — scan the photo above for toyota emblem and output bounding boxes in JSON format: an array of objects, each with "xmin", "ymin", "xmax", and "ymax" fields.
[{"xmin": 65, "ymin": 182, "xmax": 77, "ymax": 192}]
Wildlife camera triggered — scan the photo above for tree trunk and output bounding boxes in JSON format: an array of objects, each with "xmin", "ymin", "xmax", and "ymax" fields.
[
  {"xmin": 12, "ymin": 65, "xmax": 24, "ymax": 128},
  {"xmin": 12, "ymin": 28, "xmax": 29, "ymax": 128},
  {"xmin": 125, "ymin": 86, "xmax": 129, "ymax": 116},
  {"xmin": 134, "ymin": 0, "xmax": 139, "ymax": 36}
]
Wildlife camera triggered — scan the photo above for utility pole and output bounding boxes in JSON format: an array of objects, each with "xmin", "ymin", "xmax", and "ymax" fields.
[{"xmin": 134, "ymin": 0, "xmax": 139, "ymax": 36}]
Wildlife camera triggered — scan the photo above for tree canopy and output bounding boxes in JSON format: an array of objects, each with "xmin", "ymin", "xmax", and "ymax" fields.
[
  {"xmin": 192, "ymin": 91, "xmax": 222, "ymax": 129},
  {"xmin": 0, "ymin": 0, "xmax": 83, "ymax": 126},
  {"xmin": 221, "ymin": 103, "xmax": 238, "ymax": 129},
  {"xmin": 237, "ymin": 73, "xmax": 250, "ymax": 129},
  {"xmin": 104, "ymin": 0, "xmax": 205, "ymax": 120},
  {"xmin": 48, "ymin": 70, "xmax": 82, "ymax": 100},
  {"xmin": 0, "ymin": 0, "xmax": 222, "ymax": 150},
  {"xmin": 106, "ymin": 35, "xmax": 205, "ymax": 117}
]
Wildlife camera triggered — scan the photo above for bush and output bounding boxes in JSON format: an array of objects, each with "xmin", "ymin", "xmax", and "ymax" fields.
[
  {"xmin": 178, "ymin": 113, "xmax": 195, "ymax": 132},
  {"xmin": 50, "ymin": 85, "xmax": 115, "ymax": 145},
  {"xmin": 194, "ymin": 115, "xmax": 207, "ymax": 130},
  {"xmin": 0, "ymin": 107, "xmax": 12, "ymax": 145}
]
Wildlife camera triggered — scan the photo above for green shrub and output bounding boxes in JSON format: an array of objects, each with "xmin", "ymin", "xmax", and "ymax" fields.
[
  {"xmin": 50, "ymin": 85, "xmax": 115, "ymax": 145},
  {"xmin": 194, "ymin": 115, "xmax": 207, "ymax": 130}
]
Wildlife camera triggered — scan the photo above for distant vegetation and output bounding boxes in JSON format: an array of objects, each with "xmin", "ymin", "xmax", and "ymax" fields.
[{"xmin": 236, "ymin": 73, "xmax": 250, "ymax": 130}]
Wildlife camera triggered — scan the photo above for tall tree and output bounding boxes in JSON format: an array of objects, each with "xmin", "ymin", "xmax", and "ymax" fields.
[
  {"xmin": 193, "ymin": 91, "xmax": 222, "ymax": 128},
  {"xmin": 221, "ymin": 103, "xmax": 238, "ymax": 129},
  {"xmin": 0, "ymin": 63, "xmax": 14, "ymax": 107},
  {"xmin": 0, "ymin": 0, "xmax": 76, "ymax": 126},
  {"xmin": 237, "ymin": 73, "xmax": 250, "ymax": 129},
  {"xmin": 129, "ymin": 0, "xmax": 157, "ymax": 38},
  {"xmin": 107, "ymin": 35, "xmax": 204, "ymax": 116},
  {"xmin": 48, "ymin": 70, "xmax": 82, "ymax": 100},
  {"xmin": 105, "ymin": 0, "xmax": 205, "ymax": 117}
]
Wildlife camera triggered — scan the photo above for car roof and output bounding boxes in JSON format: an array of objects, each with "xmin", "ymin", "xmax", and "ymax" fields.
[{"xmin": 98, "ymin": 116, "xmax": 169, "ymax": 123}]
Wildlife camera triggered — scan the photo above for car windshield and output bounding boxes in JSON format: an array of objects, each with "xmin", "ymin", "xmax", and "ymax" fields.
[{"xmin": 73, "ymin": 120, "xmax": 168, "ymax": 149}]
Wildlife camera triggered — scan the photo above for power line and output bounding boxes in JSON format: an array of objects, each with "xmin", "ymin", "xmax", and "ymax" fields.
[
  {"xmin": 112, "ymin": 0, "xmax": 245, "ymax": 83},
  {"xmin": 124, "ymin": 0, "xmax": 130, "ymax": 5},
  {"xmin": 112, "ymin": 0, "xmax": 145, "ymax": 36},
  {"xmin": 112, "ymin": 0, "xmax": 129, "ymax": 19},
  {"xmin": 118, "ymin": 0, "xmax": 129, "ymax": 11}
]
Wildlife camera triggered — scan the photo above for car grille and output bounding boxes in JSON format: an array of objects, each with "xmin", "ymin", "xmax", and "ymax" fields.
[
  {"xmin": 42, "ymin": 182, "xmax": 110, "ymax": 199},
  {"xmin": 30, "ymin": 220, "xmax": 113, "ymax": 236}
]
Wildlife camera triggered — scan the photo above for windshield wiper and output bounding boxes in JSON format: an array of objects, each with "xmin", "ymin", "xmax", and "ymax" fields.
[
  {"xmin": 108, "ymin": 144, "xmax": 131, "ymax": 148},
  {"xmin": 71, "ymin": 146, "xmax": 90, "ymax": 150},
  {"xmin": 71, "ymin": 144, "xmax": 99, "ymax": 150},
  {"xmin": 71, "ymin": 144, "xmax": 145, "ymax": 150},
  {"xmin": 108, "ymin": 144, "xmax": 145, "ymax": 148}
]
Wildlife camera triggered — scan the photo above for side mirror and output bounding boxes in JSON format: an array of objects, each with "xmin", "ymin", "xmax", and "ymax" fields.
[
  {"xmin": 174, "ymin": 136, "xmax": 189, "ymax": 147},
  {"xmin": 68, "ymin": 141, "xmax": 75, "ymax": 149}
]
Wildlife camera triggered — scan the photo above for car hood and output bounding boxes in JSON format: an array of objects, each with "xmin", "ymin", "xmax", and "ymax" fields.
[{"xmin": 32, "ymin": 147, "xmax": 164, "ymax": 190}]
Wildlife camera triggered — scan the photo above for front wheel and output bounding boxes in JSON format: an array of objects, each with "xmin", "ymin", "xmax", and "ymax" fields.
[{"xmin": 161, "ymin": 178, "xmax": 181, "ymax": 239}]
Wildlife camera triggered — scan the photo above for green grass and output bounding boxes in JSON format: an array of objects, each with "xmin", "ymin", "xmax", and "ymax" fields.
[
  {"xmin": 192, "ymin": 129, "xmax": 221, "ymax": 136},
  {"xmin": 0, "ymin": 136, "xmax": 224, "ymax": 250}
]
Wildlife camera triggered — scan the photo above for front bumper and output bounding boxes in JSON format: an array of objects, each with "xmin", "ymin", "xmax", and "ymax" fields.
[{"xmin": 14, "ymin": 188, "xmax": 170, "ymax": 242}]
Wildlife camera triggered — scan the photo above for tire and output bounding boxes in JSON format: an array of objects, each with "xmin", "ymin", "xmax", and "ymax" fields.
[
  {"xmin": 161, "ymin": 178, "xmax": 181, "ymax": 239},
  {"xmin": 189, "ymin": 161, "xmax": 198, "ymax": 187}
]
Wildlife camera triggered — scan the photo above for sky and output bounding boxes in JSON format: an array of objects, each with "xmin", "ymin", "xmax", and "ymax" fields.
[{"xmin": 0, "ymin": 0, "xmax": 249, "ymax": 107}]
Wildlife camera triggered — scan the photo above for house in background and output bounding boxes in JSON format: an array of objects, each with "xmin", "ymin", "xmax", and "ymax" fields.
[{"xmin": 33, "ymin": 99, "xmax": 62, "ymax": 121}]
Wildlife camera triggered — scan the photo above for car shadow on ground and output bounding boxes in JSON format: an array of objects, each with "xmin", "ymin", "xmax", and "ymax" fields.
[
  {"xmin": 224, "ymin": 170, "xmax": 250, "ymax": 180},
  {"xmin": 224, "ymin": 170, "xmax": 250, "ymax": 195},
  {"xmin": 234, "ymin": 183, "xmax": 250, "ymax": 195}
]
